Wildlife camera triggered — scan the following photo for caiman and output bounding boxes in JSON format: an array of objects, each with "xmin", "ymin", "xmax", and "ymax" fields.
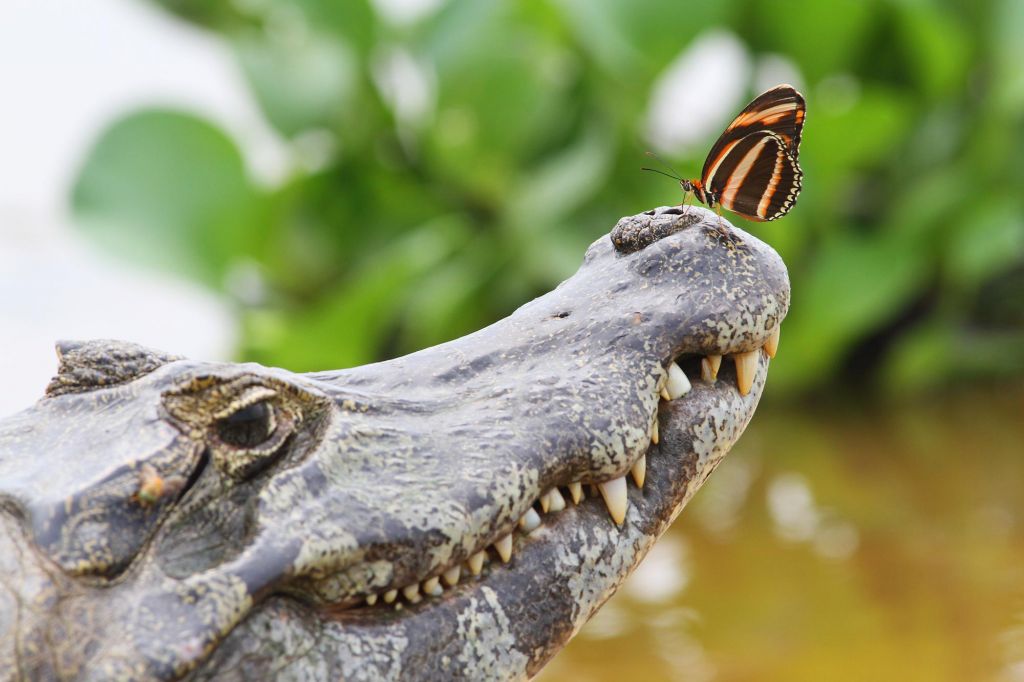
[{"xmin": 0, "ymin": 206, "xmax": 789, "ymax": 681}]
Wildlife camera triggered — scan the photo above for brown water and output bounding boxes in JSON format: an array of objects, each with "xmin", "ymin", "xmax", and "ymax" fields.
[{"xmin": 539, "ymin": 387, "xmax": 1024, "ymax": 682}]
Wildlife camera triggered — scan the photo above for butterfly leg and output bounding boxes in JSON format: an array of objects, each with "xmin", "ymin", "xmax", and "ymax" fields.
[
  {"xmin": 712, "ymin": 204, "xmax": 739, "ymax": 249},
  {"xmin": 680, "ymin": 190, "xmax": 693, "ymax": 214}
]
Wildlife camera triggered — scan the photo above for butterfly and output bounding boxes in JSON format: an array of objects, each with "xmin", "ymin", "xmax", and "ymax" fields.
[{"xmin": 647, "ymin": 84, "xmax": 805, "ymax": 222}]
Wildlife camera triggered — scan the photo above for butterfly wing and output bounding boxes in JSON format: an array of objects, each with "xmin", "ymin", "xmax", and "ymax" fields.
[
  {"xmin": 705, "ymin": 130, "xmax": 802, "ymax": 222},
  {"xmin": 701, "ymin": 84, "xmax": 806, "ymax": 185}
]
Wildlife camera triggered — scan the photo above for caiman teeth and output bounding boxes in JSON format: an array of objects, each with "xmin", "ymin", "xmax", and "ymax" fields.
[
  {"xmin": 765, "ymin": 326, "xmax": 780, "ymax": 358},
  {"xmin": 422, "ymin": 576, "xmax": 442, "ymax": 597},
  {"xmin": 733, "ymin": 350, "xmax": 759, "ymax": 396},
  {"xmin": 519, "ymin": 508, "xmax": 541, "ymax": 532},
  {"xmin": 442, "ymin": 565, "xmax": 461, "ymax": 587},
  {"xmin": 467, "ymin": 550, "xmax": 486, "ymax": 575},
  {"xmin": 546, "ymin": 488, "xmax": 566, "ymax": 512},
  {"xmin": 598, "ymin": 475, "xmax": 628, "ymax": 525},
  {"xmin": 493, "ymin": 534, "xmax": 513, "ymax": 563},
  {"xmin": 402, "ymin": 583, "xmax": 422, "ymax": 604},
  {"xmin": 665, "ymin": 361, "xmax": 691, "ymax": 399},
  {"xmin": 701, "ymin": 354, "xmax": 722, "ymax": 382},
  {"xmin": 630, "ymin": 455, "xmax": 647, "ymax": 488},
  {"xmin": 358, "ymin": 341, "xmax": 773, "ymax": 613}
]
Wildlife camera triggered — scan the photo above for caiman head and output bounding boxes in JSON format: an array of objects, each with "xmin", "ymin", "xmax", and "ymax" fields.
[{"xmin": 0, "ymin": 207, "xmax": 789, "ymax": 681}]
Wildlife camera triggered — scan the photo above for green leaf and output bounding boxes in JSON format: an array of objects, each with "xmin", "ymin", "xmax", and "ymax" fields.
[
  {"xmin": 71, "ymin": 110, "xmax": 268, "ymax": 287},
  {"xmin": 152, "ymin": 0, "xmax": 377, "ymax": 60},
  {"xmin": 750, "ymin": 0, "xmax": 875, "ymax": 82},
  {"xmin": 148, "ymin": 0, "xmax": 241, "ymax": 28},
  {"xmin": 284, "ymin": 0, "xmax": 377, "ymax": 56},
  {"xmin": 399, "ymin": 243, "xmax": 500, "ymax": 352},
  {"xmin": 990, "ymin": 0, "xmax": 1024, "ymax": 116},
  {"xmin": 424, "ymin": 27, "xmax": 575, "ymax": 202},
  {"xmin": 243, "ymin": 219, "xmax": 467, "ymax": 370},
  {"xmin": 803, "ymin": 87, "xmax": 914, "ymax": 206},
  {"xmin": 769, "ymin": 230, "xmax": 931, "ymax": 393},
  {"xmin": 879, "ymin": 321, "xmax": 953, "ymax": 394},
  {"xmin": 895, "ymin": 4, "xmax": 970, "ymax": 99},
  {"xmin": 885, "ymin": 168, "xmax": 967, "ymax": 240},
  {"xmin": 234, "ymin": 30, "xmax": 359, "ymax": 137},
  {"xmin": 549, "ymin": 0, "xmax": 733, "ymax": 79},
  {"xmin": 505, "ymin": 121, "xmax": 616, "ymax": 226},
  {"xmin": 882, "ymin": 321, "xmax": 1024, "ymax": 393},
  {"xmin": 809, "ymin": 87, "xmax": 915, "ymax": 171},
  {"xmin": 944, "ymin": 199, "xmax": 1024, "ymax": 291}
]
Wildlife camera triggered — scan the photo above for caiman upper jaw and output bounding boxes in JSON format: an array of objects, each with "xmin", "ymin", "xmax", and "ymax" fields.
[
  {"xmin": 287, "ymin": 206, "xmax": 787, "ymax": 603},
  {"xmin": 0, "ymin": 206, "xmax": 789, "ymax": 681}
]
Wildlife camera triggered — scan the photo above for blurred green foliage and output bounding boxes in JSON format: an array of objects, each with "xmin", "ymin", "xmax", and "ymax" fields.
[{"xmin": 72, "ymin": 0, "xmax": 1024, "ymax": 397}]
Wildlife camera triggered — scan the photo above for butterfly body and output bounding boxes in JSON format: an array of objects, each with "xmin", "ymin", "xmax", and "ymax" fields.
[
  {"xmin": 674, "ymin": 84, "xmax": 805, "ymax": 222},
  {"xmin": 679, "ymin": 178, "xmax": 712, "ymax": 209}
]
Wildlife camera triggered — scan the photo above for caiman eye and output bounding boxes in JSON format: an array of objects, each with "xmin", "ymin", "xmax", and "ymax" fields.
[{"xmin": 217, "ymin": 400, "xmax": 276, "ymax": 448}]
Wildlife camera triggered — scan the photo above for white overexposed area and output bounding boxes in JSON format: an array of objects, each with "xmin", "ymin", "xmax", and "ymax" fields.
[{"xmin": 0, "ymin": 0, "xmax": 290, "ymax": 417}]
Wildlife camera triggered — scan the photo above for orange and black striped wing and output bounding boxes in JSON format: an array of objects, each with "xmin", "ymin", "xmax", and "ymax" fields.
[
  {"xmin": 706, "ymin": 130, "xmax": 802, "ymax": 221},
  {"xmin": 701, "ymin": 84, "xmax": 806, "ymax": 184}
]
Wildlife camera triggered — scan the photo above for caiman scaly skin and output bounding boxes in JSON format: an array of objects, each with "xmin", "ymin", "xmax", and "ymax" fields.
[{"xmin": 0, "ymin": 207, "xmax": 790, "ymax": 681}]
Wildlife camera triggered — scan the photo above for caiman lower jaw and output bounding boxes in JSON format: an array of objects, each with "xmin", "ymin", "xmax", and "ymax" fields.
[
  {"xmin": 226, "ymin": 347, "xmax": 775, "ymax": 680},
  {"xmin": 338, "ymin": 338, "xmax": 776, "ymax": 616}
]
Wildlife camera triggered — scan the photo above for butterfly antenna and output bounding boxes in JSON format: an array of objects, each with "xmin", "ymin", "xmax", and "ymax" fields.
[
  {"xmin": 641, "ymin": 167, "xmax": 684, "ymax": 182},
  {"xmin": 643, "ymin": 150, "xmax": 685, "ymax": 181}
]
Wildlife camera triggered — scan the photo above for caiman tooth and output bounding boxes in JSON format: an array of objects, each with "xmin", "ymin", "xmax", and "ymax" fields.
[
  {"xmin": 630, "ymin": 455, "xmax": 647, "ymax": 488},
  {"xmin": 402, "ymin": 583, "xmax": 422, "ymax": 604},
  {"xmin": 423, "ymin": 576, "xmax": 442, "ymax": 597},
  {"xmin": 666, "ymin": 361, "xmax": 691, "ymax": 399},
  {"xmin": 467, "ymin": 551, "xmax": 486, "ymax": 576},
  {"xmin": 701, "ymin": 354, "xmax": 722, "ymax": 382},
  {"xmin": 539, "ymin": 491, "xmax": 551, "ymax": 513},
  {"xmin": 493, "ymin": 534, "xmax": 513, "ymax": 563},
  {"xmin": 518, "ymin": 508, "xmax": 541, "ymax": 533},
  {"xmin": 567, "ymin": 482, "xmax": 583, "ymax": 504},
  {"xmin": 765, "ymin": 326, "xmax": 780, "ymax": 358},
  {"xmin": 547, "ymin": 487, "xmax": 566, "ymax": 512},
  {"xmin": 651, "ymin": 417, "xmax": 659, "ymax": 445},
  {"xmin": 734, "ymin": 350, "xmax": 759, "ymax": 396},
  {"xmin": 598, "ymin": 475, "xmax": 628, "ymax": 525},
  {"xmin": 442, "ymin": 565, "xmax": 461, "ymax": 587},
  {"xmin": 366, "ymin": 594, "xmax": 378, "ymax": 606},
  {"xmin": 660, "ymin": 386, "xmax": 672, "ymax": 401},
  {"xmin": 383, "ymin": 589, "xmax": 398, "ymax": 604}
]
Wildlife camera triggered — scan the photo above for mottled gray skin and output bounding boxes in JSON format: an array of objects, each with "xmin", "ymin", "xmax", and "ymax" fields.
[{"xmin": 0, "ymin": 206, "xmax": 789, "ymax": 681}]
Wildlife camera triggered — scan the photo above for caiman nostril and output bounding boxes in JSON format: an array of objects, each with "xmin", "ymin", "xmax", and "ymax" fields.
[{"xmin": 610, "ymin": 207, "xmax": 702, "ymax": 253}]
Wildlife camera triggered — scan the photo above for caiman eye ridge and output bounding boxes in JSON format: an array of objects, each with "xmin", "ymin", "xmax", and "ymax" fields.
[{"xmin": 351, "ymin": 326, "xmax": 781, "ymax": 611}]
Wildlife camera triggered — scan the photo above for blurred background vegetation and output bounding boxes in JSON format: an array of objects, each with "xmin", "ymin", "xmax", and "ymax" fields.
[
  {"xmin": 66, "ymin": 0, "xmax": 1024, "ymax": 679},
  {"xmin": 71, "ymin": 0, "xmax": 1024, "ymax": 398}
]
